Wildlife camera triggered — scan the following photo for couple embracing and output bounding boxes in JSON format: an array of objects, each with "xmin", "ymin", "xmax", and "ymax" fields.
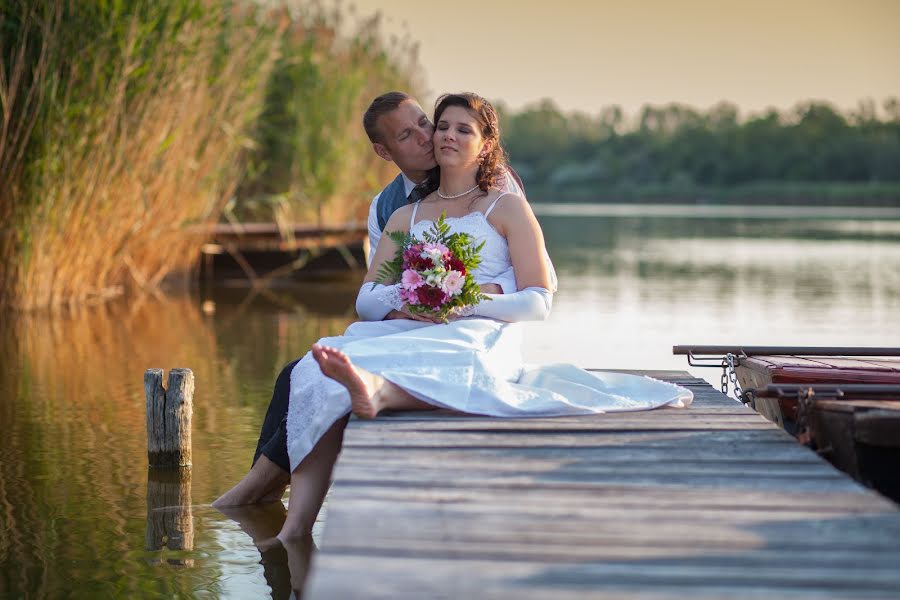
[{"xmin": 214, "ymin": 91, "xmax": 693, "ymax": 543}]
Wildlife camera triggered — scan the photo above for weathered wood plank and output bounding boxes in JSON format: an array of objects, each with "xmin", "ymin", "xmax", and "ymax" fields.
[
  {"xmin": 320, "ymin": 501, "xmax": 900, "ymax": 551},
  {"xmin": 319, "ymin": 535, "xmax": 900, "ymax": 565},
  {"xmin": 331, "ymin": 459, "xmax": 858, "ymax": 491},
  {"xmin": 306, "ymin": 554, "xmax": 900, "ymax": 599},
  {"xmin": 336, "ymin": 445, "xmax": 826, "ymax": 465},
  {"xmin": 319, "ymin": 482, "xmax": 893, "ymax": 513},
  {"xmin": 341, "ymin": 429, "xmax": 800, "ymax": 449}
]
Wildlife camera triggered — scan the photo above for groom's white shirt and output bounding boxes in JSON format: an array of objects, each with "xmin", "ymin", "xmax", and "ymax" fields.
[
  {"xmin": 366, "ymin": 172, "xmax": 418, "ymax": 262},
  {"xmin": 365, "ymin": 171, "xmax": 557, "ymax": 293}
]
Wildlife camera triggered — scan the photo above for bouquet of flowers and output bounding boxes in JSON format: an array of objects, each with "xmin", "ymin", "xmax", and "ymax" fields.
[{"xmin": 374, "ymin": 213, "xmax": 490, "ymax": 322}]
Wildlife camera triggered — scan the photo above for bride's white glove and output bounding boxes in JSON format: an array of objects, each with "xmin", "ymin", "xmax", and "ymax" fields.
[
  {"xmin": 356, "ymin": 282, "xmax": 404, "ymax": 321},
  {"xmin": 462, "ymin": 286, "xmax": 553, "ymax": 322},
  {"xmin": 357, "ymin": 281, "xmax": 552, "ymax": 323}
]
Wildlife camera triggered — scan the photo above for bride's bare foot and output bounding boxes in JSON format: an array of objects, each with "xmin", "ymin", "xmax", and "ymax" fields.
[{"xmin": 311, "ymin": 344, "xmax": 379, "ymax": 418}]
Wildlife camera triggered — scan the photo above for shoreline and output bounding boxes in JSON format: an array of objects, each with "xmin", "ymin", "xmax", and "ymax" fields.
[{"xmin": 531, "ymin": 202, "xmax": 900, "ymax": 219}]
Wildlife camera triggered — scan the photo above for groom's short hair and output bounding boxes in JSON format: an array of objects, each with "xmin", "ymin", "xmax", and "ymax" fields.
[{"xmin": 363, "ymin": 91, "xmax": 413, "ymax": 144}]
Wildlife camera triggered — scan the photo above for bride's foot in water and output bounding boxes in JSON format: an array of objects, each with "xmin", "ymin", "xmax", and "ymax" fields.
[{"xmin": 311, "ymin": 344, "xmax": 380, "ymax": 418}]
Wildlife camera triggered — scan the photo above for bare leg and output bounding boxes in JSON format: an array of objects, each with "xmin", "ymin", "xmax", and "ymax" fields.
[
  {"xmin": 213, "ymin": 455, "xmax": 290, "ymax": 508},
  {"xmin": 311, "ymin": 343, "xmax": 433, "ymax": 418},
  {"xmin": 277, "ymin": 415, "xmax": 349, "ymax": 542}
]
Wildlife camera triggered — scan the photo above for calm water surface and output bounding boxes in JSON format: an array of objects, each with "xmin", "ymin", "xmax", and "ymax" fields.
[{"xmin": 2, "ymin": 206, "xmax": 899, "ymax": 597}]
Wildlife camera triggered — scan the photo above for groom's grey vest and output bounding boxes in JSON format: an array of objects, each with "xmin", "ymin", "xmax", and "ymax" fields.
[{"xmin": 376, "ymin": 174, "xmax": 414, "ymax": 231}]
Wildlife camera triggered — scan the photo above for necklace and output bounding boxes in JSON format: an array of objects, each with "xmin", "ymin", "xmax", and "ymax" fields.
[{"xmin": 437, "ymin": 184, "xmax": 480, "ymax": 199}]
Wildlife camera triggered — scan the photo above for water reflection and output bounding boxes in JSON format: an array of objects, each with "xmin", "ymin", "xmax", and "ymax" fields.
[
  {"xmin": 529, "ymin": 214, "xmax": 900, "ymax": 372},
  {"xmin": 146, "ymin": 468, "xmax": 194, "ymax": 565},
  {"xmin": 1, "ymin": 212, "xmax": 899, "ymax": 597},
  {"xmin": 0, "ymin": 291, "xmax": 354, "ymax": 597}
]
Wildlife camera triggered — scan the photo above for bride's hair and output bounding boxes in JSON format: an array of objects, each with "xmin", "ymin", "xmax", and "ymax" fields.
[{"xmin": 417, "ymin": 93, "xmax": 509, "ymax": 199}]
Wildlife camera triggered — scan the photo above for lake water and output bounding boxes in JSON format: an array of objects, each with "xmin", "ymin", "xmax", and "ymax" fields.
[{"xmin": 2, "ymin": 205, "xmax": 899, "ymax": 597}]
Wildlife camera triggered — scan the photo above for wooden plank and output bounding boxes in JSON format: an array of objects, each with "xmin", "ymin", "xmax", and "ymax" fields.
[
  {"xmin": 338, "ymin": 443, "xmax": 821, "ymax": 463},
  {"xmin": 319, "ymin": 532, "xmax": 900, "ymax": 563},
  {"xmin": 317, "ymin": 536, "xmax": 900, "ymax": 567},
  {"xmin": 318, "ymin": 482, "xmax": 893, "ymax": 513},
  {"xmin": 320, "ymin": 499, "xmax": 900, "ymax": 547},
  {"xmin": 306, "ymin": 554, "xmax": 900, "ymax": 599},
  {"xmin": 330, "ymin": 467, "xmax": 858, "ymax": 492},
  {"xmin": 341, "ymin": 429, "xmax": 800, "ymax": 449},
  {"xmin": 336, "ymin": 449, "xmax": 834, "ymax": 473}
]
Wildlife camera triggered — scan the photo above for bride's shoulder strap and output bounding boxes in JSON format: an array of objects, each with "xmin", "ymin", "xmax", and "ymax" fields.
[
  {"xmin": 484, "ymin": 191, "xmax": 512, "ymax": 218},
  {"xmin": 409, "ymin": 200, "xmax": 421, "ymax": 229}
]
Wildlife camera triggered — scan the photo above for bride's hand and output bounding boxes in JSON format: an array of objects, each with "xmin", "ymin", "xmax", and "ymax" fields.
[{"xmin": 384, "ymin": 307, "xmax": 439, "ymax": 323}]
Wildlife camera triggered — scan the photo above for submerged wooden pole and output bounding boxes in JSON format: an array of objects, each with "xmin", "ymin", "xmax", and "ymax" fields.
[
  {"xmin": 145, "ymin": 368, "xmax": 194, "ymax": 468},
  {"xmin": 145, "ymin": 467, "xmax": 194, "ymax": 562}
]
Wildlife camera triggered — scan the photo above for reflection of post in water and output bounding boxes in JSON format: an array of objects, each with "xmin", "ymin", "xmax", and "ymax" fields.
[
  {"xmin": 145, "ymin": 468, "xmax": 194, "ymax": 563},
  {"xmin": 144, "ymin": 368, "xmax": 194, "ymax": 564}
]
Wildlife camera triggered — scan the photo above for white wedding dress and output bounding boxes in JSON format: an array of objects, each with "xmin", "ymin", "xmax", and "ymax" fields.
[{"xmin": 286, "ymin": 201, "xmax": 693, "ymax": 471}]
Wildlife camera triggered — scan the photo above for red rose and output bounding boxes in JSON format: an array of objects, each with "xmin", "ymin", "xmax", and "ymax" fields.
[
  {"xmin": 416, "ymin": 284, "xmax": 445, "ymax": 309},
  {"xmin": 445, "ymin": 255, "xmax": 466, "ymax": 275},
  {"xmin": 403, "ymin": 248, "xmax": 430, "ymax": 271}
]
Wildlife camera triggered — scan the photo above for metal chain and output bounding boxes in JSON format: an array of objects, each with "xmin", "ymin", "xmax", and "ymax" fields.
[
  {"xmin": 720, "ymin": 359, "xmax": 729, "ymax": 395},
  {"xmin": 720, "ymin": 353, "xmax": 746, "ymax": 402}
]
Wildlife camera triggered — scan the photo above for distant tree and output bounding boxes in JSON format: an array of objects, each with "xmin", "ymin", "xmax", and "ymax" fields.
[{"xmin": 501, "ymin": 96, "xmax": 900, "ymax": 201}]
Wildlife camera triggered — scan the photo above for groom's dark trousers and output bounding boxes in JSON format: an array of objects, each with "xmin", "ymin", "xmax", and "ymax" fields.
[{"xmin": 252, "ymin": 359, "xmax": 300, "ymax": 472}]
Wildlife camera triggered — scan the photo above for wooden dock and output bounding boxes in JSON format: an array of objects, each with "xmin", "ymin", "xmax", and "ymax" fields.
[
  {"xmin": 304, "ymin": 370, "xmax": 900, "ymax": 599},
  {"xmin": 199, "ymin": 222, "xmax": 367, "ymax": 282}
]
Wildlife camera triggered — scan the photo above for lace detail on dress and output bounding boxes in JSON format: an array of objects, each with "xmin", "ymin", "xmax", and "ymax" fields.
[
  {"xmin": 372, "ymin": 283, "xmax": 404, "ymax": 311},
  {"xmin": 455, "ymin": 304, "xmax": 477, "ymax": 317},
  {"xmin": 286, "ymin": 344, "xmax": 352, "ymax": 471}
]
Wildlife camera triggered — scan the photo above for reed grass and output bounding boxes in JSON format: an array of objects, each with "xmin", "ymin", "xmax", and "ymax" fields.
[
  {"xmin": 0, "ymin": 1, "xmax": 282, "ymax": 310},
  {"xmin": 234, "ymin": 6, "xmax": 424, "ymax": 228},
  {"xmin": 1, "ymin": 1, "xmax": 422, "ymax": 310}
]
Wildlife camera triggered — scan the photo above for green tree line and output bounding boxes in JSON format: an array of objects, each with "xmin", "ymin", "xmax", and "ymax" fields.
[{"xmin": 500, "ymin": 99, "xmax": 900, "ymax": 204}]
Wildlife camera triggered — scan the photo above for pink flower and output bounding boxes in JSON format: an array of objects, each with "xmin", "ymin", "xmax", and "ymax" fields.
[
  {"xmin": 422, "ymin": 242, "xmax": 449, "ymax": 255},
  {"xmin": 441, "ymin": 270, "xmax": 465, "ymax": 296},
  {"xmin": 401, "ymin": 269, "xmax": 425, "ymax": 291},
  {"xmin": 401, "ymin": 287, "xmax": 420, "ymax": 305}
]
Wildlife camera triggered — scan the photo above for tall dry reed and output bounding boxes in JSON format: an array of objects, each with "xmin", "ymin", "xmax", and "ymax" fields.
[{"xmin": 1, "ymin": 1, "xmax": 283, "ymax": 311}]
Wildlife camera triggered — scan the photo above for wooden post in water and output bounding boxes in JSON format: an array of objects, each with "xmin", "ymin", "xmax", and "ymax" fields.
[{"xmin": 145, "ymin": 368, "xmax": 193, "ymax": 468}]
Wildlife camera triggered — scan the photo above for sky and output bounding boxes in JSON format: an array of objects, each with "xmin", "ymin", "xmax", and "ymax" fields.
[{"xmin": 347, "ymin": 0, "xmax": 900, "ymax": 117}]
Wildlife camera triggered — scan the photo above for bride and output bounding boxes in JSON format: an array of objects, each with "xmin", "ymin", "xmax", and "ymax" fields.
[{"xmin": 276, "ymin": 93, "xmax": 692, "ymax": 542}]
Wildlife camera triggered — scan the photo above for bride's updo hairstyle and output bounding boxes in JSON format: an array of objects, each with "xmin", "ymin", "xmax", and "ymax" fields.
[{"xmin": 418, "ymin": 92, "xmax": 509, "ymax": 199}]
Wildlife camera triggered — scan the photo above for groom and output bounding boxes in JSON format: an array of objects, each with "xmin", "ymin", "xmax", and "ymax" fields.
[{"xmin": 214, "ymin": 91, "xmax": 533, "ymax": 507}]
